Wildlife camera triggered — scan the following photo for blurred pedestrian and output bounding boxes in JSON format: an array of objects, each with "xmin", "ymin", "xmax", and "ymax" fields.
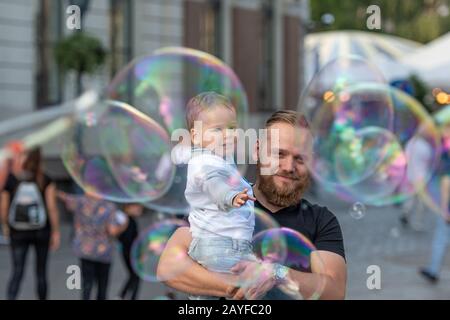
[
  {"xmin": 117, "ymin": 203, "xmax": 143, "ymax": 300},
  {"xmin": 399, "ymin": 195, "xmax": 425, "ymax": 230},
  {"xmin": 400, "ymin": 136, "xmax": 432, "ymax": 230},
  {"xmin": 419, "ymin": 124, "xmax": 450, "ymax": 283},
  {"xmin": 0, "ymin": 149, "xmax": 60, "ymax": 300},
  {"xmin": 58, "ymin": 191, "xmax": 128, "ymax": 300}
]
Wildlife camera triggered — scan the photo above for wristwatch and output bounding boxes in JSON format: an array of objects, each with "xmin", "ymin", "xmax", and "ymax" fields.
[{"xmin": 272, "ymin": 263, "xmax": 289, "ymax": 285}]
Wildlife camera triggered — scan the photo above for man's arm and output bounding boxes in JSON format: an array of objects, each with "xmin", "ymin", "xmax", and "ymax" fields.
[
  {"xmin": 285, "ymin": 251, "xmax": 346, "ymax": 300},
  {"xmin": 231, "ymin": 204, "xmax": 347, "ymax": 300},
  {"xmin": 231, "ymin": 250, "xmax": 346, "ymax": 300},
  {"xmin": 157, "ymin": 227, "xmax": 237, "ymax": 297}
]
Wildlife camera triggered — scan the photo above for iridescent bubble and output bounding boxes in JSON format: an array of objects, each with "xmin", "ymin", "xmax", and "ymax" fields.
[
  {"xmin": 301, "ymin": 55, "xmax": 386, "ymax": 105},
  {"xmin": 302, "ymin": 72, "xmax": 394, "ymax": 188},
  {"xmin": 348, "ymin": 202, "xmax": 366, "ymax": 219},
  {"xmin": 107, "ymin": 47, "xmax": 249, "ymax": 214},
  {"xmin": 335, "ymin": 127, "xmax": 406, "ymax": 203},
  {"xmin": 61, "ymin": 100, "xmax": 175, "ymax": 202},
  {"xmin": 251, "ymin": 227, "xmax": 326, "ymax": 300},
  {"xmin": 309, "ymin": 84, "xmax": 440, "ymax": 206},
  {"xmin": 367, "ymin": 87, "xmax": 440, "ymax": 206},
  {"xmin": 334, "ymin": 126, "xmax": 401, "ymax": 186},
  {"xmin": 131, "ymin": 219, "xmax": 190, "ymax": 282},
  {"xmin": 300, "ymin": 55, "xmax": 387, "ymax": 129}
]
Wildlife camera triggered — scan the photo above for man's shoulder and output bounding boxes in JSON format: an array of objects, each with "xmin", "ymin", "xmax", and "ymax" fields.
[
  {"xmin": 301, "ymin": 199, "xmax": 346, "ymax": 260},
  {"xmin": 301, "ymin": 198, "xmax": 335, "ymax": 218},
  {"xmin": 300, "ymin": 198, "xmax": 341, "ymax": 228}
]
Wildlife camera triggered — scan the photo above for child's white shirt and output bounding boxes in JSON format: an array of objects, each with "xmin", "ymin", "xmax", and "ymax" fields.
[{"xmin": 185, "ymin": 149, "xmax": 255, "ymax": 241}]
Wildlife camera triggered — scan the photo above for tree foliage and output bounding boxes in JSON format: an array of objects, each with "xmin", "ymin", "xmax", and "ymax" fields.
[
  {"xmin": 54, "ymin": 31, "xmax": 107, "ymax": 95},
  {"xmin": 54, "ymin": 32, "xmax": 107, "ymax": 75},
  {"xmin": 311, "ymin": 0, "xmax": 450, "ymax": 43}
]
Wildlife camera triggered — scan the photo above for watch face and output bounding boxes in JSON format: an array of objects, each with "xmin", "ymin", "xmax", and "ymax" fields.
[{"xmin": 275, "ymin": 264, "xmax": 288, "ymax": 280}]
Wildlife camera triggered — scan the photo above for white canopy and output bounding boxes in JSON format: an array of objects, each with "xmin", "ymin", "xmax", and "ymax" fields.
[
  {"xmin": 401, "ymin": 32, "xmax": 450, "ymax": 90},
  {"xmin": 305, "ymin": 30, "xmax": 422, "ymax": 84}
]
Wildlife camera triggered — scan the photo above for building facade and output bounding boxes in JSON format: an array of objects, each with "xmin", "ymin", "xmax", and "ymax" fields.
[{"xmin": 0, "ymin": 0, "xmax": 309, "ymax": 176}]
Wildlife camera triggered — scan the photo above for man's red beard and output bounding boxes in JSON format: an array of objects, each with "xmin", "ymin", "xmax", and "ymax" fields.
[{"xmin": 257, "ymin": 162, "xmax": 310, "ymax": 208}]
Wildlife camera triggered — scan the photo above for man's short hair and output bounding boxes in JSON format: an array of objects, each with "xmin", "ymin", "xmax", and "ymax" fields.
[
  {"xmin": 185, "ymin": 91, "xmax": 236, "ymax": 130},
  {"xmin": 264, "ymin": 110, "xmax": 310, "ymax": 130}
]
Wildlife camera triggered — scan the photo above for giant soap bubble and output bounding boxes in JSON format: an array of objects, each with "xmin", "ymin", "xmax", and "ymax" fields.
[
  {"xmin": 131, "ymin": 218, "xmax": 191, "ymax": 282},
  {"xmin": 317, "ymin": 85, "xmax": 440, "ymax": 206},
  {"xmin": 299, "ymin": 55, "xmax": 440, "ymax": 206},
  {"xmin": 299, "ymin": 57, "xmax": 392, "ymax": 188},
  {"xmin": 61, "ymin": 100, "xmax": 175, "ymax": 202},
  {"xmin": 107, "ymin": 47, "xmax": 249, "ymax": 214}
]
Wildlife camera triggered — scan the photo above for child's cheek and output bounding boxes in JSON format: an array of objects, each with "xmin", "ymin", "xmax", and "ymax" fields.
[{"xmin": 202, "ymin": 131, "xmax": 217, "ymax": 149}]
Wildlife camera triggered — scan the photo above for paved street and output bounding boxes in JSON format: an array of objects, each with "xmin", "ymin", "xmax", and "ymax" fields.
[
  {"xmin": 1, "ymin": 188, "xmax": 449, "ymax": 300},
  {"xmin": 318, "ymin": 190, "xmax": 450, "ymax": 300}
]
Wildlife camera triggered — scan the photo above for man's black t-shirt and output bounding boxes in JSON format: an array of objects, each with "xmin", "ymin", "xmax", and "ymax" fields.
[
  {"xmin": 255, "ymin": 198, "xmax": 346, "ymax": 261},
  {"xmin": 254, "ymin": 198, "xmax": 345, "ymax": 300}
]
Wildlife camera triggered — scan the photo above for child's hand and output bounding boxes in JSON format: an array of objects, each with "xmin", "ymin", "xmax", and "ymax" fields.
[{"xmin": 232, "ymin": 188, "xmax": 256, "ymax": 207}]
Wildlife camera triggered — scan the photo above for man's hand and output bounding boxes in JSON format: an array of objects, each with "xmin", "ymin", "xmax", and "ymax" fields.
[
  {"xmin": 232, "ymin": 189, "xmax": 256, "ymax": 208},
  {"xmin": 230, "ymin": 260, "xmax": 277, "ymax": 300}
]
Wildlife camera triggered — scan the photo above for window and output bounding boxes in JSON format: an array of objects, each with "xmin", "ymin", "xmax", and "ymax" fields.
[
  {"xmin": 36, "ymin": 0, "xmax": 64, "ymax": 108},
  {"xmin": 184, "ymin": 0, "xmax": 221, "ymax": 57},
  {"xmin": 109, "ymin": 0, "xmax": 133, "ymax": 78}
]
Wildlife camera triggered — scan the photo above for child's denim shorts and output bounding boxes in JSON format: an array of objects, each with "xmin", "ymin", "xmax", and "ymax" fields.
[{"xmin": 188, "ymin": 236, "xmax": 257, "ymax": 300}]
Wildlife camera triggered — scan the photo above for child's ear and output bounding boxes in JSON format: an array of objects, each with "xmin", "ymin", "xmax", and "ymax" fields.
[{"xmin": 190, "ymin": 128, "xmax": 199, "ymax": 145}]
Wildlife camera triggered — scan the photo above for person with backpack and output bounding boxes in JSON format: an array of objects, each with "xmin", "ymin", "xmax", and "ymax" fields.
[{"xmin": 0, "ymin": 149, "xmax": 60, "ymax": 300}]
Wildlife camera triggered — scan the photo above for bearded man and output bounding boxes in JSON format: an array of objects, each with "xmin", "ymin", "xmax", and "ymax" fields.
[{"xmin": 157, "ymin": 110, "xmax": 347, "ymax": 300}]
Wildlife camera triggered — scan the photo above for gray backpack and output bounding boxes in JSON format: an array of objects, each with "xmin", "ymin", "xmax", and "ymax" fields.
[{"xmin": 9, "ymin": 182, "xmax": 47, "ymax": 230}]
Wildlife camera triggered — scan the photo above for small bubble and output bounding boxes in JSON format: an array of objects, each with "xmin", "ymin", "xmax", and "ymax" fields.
[{"xmin": 349, "ymin": 202, "xmax": 366, "ymax": 219}]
